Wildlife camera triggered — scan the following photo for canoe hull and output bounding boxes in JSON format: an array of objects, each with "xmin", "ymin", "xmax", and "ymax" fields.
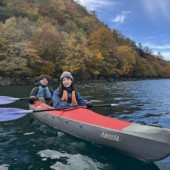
[{"xmin": 29, "ymin": 102, "xmax": 170, "ymax": 162}]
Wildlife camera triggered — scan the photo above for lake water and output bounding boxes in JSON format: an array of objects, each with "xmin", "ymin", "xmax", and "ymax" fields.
[{"xmin": 0, "ymin": 79, "xmax": 170, "ymax": 170}]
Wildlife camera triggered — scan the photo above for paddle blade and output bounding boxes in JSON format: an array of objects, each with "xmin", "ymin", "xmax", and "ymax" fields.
[
  {"xmin": 0, "ymin": 96, "xmax": 19, "ymax": 105},
  {"xmin": 0, "ymin": 108, "xmax": 33, "ymax": 122}
]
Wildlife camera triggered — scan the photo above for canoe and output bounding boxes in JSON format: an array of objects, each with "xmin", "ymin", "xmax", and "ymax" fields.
[{"xmin": 29, "ymin": 101, "xmax": 170, "ymax": 162}]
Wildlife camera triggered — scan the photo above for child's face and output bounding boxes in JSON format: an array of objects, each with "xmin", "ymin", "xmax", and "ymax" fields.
[
  {"xmin": 40, "ymin": 78, "xmax": 48, "ymax": 86},
  {"xmin": 62, "ymin": 77, "xmax": 72, "ymax": 87}
]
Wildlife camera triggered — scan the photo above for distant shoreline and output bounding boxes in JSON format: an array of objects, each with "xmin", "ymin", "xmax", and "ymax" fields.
[{"xmin": 0, "ymin": 76, "xmax": 169, "ymax": 86}]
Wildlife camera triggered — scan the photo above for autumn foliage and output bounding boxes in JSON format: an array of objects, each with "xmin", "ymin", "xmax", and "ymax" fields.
[{"xmin": 0, "ymin": 0, "xmax": 170, "ymax": 80}]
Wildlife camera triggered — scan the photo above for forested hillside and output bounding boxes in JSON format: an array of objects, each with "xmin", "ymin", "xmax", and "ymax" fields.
[{"xmin": 0, "ymin": 0, "xmax": 170, "ymax": 81}]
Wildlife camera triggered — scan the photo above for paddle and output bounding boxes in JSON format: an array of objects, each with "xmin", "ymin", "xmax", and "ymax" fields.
[
  {"xmin": 0, "ymin": 96, "xmax": 101, "ymax": 105},
  {"xmin": 0, "ymin": 103, "xmax": 128, "ymax": 122},
  {"xmin": 0, "ymin": 96, "xmax": 29, "ymax": 105},
  {"xmin": 0, "ymin": 107, "xmax": 68, "ymax": 122},
  {"xmin": 92, "ymin": 103, "xmax": 130, "ymax": 107}
]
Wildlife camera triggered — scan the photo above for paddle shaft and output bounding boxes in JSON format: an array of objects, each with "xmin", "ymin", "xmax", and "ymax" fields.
[
  {"xmin": 29, "ymin": 103, "xmax": 122, "ymax": 113},
  {"xmin": 92, "ymin": 103, "xmax": 127, "ymax": 107},
  {"xmin": 31, "ymin": 107, "xmax": 74, "ymax": 113},
  {"xmin": 0, "ymin": 96, "xmax": 98, "ymax": 105}
]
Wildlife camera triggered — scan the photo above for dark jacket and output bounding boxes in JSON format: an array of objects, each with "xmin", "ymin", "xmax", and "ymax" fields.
[
  {"xmin": 30, "ymin": 84, "xmax": 53, "ymax": 104},
  {"xmin": 52, "ymin": 86, "xmax": 86, "ymax": 108}
]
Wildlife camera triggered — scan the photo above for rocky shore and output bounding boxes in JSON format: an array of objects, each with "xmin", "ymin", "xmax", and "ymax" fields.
[
  {"xmin": 1, "ymin": 75, "xmax": 157, "ymax": 86},
  {"xmin": 0, "ymin": 76, "xmax": 58, "ymax": 86},
  {"xmin": 0, "ymin": 76, "xmax": 118, "ymax": 86}
]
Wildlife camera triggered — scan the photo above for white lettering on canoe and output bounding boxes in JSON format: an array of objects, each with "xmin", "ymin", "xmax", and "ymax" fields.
[{"xmin": 100, "ymin": 132, "xmax": 120, "ymax": 142}]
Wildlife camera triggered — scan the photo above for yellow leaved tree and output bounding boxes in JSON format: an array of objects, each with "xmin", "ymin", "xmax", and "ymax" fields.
[
  {"xmin": 115, "ymin": 45, "xmax": 137, "ymax": 75},
  {"xmin": 59, "ymin": 32, "xmax": 93, "ymax": 79}
]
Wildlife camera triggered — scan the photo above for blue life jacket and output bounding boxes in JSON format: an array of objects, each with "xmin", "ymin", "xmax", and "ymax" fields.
[{"xmin": 36, "ymin": 86, "xmax": 52, "ymax": 99}]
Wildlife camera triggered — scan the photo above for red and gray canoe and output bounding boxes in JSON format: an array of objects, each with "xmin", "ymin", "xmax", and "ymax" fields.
[{"xmin": 29, "ymin": 101, "xmax": 170, "ymax": 162}]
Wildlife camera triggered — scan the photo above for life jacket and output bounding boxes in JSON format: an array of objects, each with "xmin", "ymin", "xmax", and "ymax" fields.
[
  {"xmin": 61, "ymin": 90, "xmax": 78, "ymax": 105},
  {"xmin": 36, "ymin": 86, "xmax": 52, "ymax": 99}
]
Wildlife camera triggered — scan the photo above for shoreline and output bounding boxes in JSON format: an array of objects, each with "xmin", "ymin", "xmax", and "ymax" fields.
[{"xmin": 0, "ymin": 76, "xmax": 170, "ymax": 86}]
